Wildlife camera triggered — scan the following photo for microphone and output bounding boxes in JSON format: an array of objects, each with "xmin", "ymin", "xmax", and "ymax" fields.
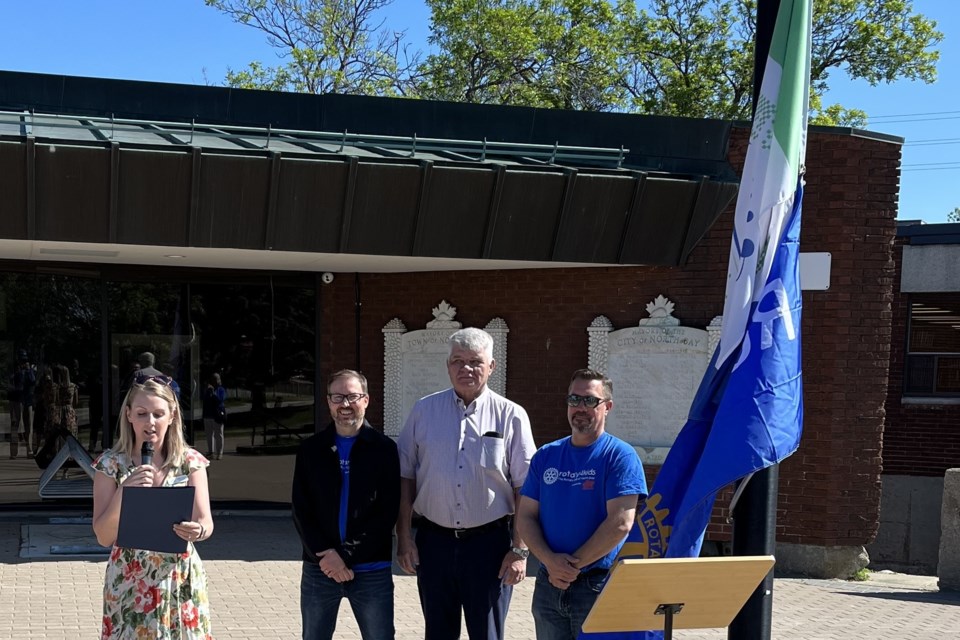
[{"xmin": 141, "ymin": 442, "xmax": 154, "ymax": 467}]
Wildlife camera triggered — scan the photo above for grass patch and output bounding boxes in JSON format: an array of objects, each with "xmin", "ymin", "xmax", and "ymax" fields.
[{"xmin": 851, "ymin": 568, "xmax": 871, "ymax": 582}]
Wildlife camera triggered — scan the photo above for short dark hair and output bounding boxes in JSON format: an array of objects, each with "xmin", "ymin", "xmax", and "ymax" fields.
[
  {"xmin": 569, "ymin": 368, "xmax": 613, "ymax": 400},
  {"xmin": 327, "ymin": 369, "xmax": 368, "ymax": 394}
]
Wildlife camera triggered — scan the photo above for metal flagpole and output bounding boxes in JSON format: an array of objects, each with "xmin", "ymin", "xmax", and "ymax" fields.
[{"xmin": 729, "ymin": 2, "xmax": 783, "ymax": 639}]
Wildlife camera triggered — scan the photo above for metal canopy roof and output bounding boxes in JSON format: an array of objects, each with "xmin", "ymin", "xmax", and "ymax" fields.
[
  {"xmin": 0, "ymin": 110, "xmax": 634, "ymax": 168},
  {"xmin": 0, "ymin": 72, "xmax": 740, "ymax": 270}
]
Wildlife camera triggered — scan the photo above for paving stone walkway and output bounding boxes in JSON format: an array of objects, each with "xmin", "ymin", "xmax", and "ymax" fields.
[{"xmin": 1, "ymin": 513, "xmax": 957, "ymax": 639}]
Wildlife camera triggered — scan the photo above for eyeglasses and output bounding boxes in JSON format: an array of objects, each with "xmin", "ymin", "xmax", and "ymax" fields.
[
  {"xmin": 134, "ymin": 372, "xmax": 174, "ymax": 386},
  {"xmin": 566, "ymin": 394, "xmax": 607, "ymax": 409},
  {"xmin": 327, "ymin": 393, "xmax": 367, "ymax": 404}
]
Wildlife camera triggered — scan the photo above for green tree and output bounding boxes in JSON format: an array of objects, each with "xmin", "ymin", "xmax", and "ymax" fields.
[
  {"xmin": 419, "ymin": 0, "xmax": 940, "ymax": 123},
  {"xmin": 617, "ymin": 0, "xmax": 754, "ymax": 119},
  {"xmin": 417, "ymin": 0, "xmax": 545, "ymax": 105},
  {"xmin": 617, "ymin": 0, "xmax": 940, "ymax": 122},
  {"xmin": 418, "ymin": 0, "xmax": 629, "ymax": 110},
  {"xmin": 205, "ymin": 0, "xmax": 420, "ymax": 95},
  {"xmin": 948, "ymin": 207, "xmax": 960, "ymax": 223},
  {"xmin": 206, "ymin": 0, "xmax": 941, "ymax": 125}
]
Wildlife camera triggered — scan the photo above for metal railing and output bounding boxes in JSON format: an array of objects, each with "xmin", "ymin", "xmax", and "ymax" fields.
[{"xmin": 0, "ymin": 109, "xmax": 629, "ymax": 168}]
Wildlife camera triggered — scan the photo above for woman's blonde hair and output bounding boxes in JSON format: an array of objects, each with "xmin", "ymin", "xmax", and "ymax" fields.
[{"xmin": 114, "ymin": 378, "xmax": 186, "ymax": 468}]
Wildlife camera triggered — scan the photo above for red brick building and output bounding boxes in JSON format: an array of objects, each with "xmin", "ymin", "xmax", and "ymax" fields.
[
  {"xmin": 872, "ymin": 222, "xmax": 960, "ymax": 573},
  {"xmin": 318, "ymin": 126, "xmax": 902, "ymax": 576},
  {"xmin": 0, "ymin": 72, "xmax": 904, "ymax": 576}
]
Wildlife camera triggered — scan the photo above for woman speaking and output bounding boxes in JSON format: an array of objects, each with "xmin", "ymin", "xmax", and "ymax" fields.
[{"xmin": 92, "ymin": 372, "xmax": 214, "ymax": 639}]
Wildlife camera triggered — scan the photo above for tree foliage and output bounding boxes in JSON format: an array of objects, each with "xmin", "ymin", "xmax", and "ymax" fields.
[
  {"xmin": 419, "ymin": 0, "xmax": 629, "ymax": 110},
  {"xmin": 806, "ymin": 0, "xmax": 941, "ymax": 124},
  {"xmin": 949, "ymin": 207, "xmax": 960, "ymax": 223},
  {"xmin": 205, "ymin": 0, "xmax": 419, "ymax": 95},
  {"xmin": 617, "ymin": 0, "xmax": 755, "ymax": 119},
  {"xmin": 206, "ymin": 0, "xmax": 942, "ymax": 125}
]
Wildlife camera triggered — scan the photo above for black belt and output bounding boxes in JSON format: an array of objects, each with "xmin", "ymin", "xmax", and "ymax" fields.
[{"xmin": 417, "ymin": 515, "xmax": 511, "ymax": 539}]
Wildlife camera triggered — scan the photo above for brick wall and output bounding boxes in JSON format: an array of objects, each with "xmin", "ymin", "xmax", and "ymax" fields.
[
  {"xmin": 884, "ymin": 240, "xmax": 960, "ymax": 477},
  {"xmin": 318, "ymin": 127, "xmax": 899, "ymax": 548}
]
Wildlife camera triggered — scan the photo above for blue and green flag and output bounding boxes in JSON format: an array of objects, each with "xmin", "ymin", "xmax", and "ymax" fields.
[{"xmin": 582, "ymin": 0, "xmax": 812, "ymax": 636}]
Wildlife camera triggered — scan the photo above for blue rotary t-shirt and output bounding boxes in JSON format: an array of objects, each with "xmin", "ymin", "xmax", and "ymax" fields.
[{"xmin": 520, "ymin": 432, "xmax": 647, "ymax": 571}]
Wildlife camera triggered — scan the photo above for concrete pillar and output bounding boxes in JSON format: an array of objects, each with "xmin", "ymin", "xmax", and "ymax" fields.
[{"xmin": 939, "ymin": 468, "xmax": 960, "ymax": 591}]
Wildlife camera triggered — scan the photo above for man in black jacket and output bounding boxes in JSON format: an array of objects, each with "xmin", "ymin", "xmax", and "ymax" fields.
[{"xmin": 292, "ymin": 369, "xmax": 400, "ymax": 640}]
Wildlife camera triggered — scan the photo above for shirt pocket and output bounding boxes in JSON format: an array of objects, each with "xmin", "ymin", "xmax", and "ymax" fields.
[{"xmin": 479, "ymin": 434, "xmax": 505, "ymax": 471}]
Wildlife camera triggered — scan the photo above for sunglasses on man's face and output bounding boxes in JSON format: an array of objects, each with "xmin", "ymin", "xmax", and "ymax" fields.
[
  {"xmin": 134, "ymin": 372, "xmax": 174, "ymax": 386},
  {"xmin": 566, "ymin": 394, "xmax": 607, "ymax": 409}
]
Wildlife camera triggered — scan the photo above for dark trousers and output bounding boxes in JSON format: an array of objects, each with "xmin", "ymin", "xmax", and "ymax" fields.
[
  {"xmin": 415, "ymin": 522, "xmax": 513, "ymax": 640},
  {"xmin": 300, "ymin": 562, "xmax": 395, "ymax": 640}
]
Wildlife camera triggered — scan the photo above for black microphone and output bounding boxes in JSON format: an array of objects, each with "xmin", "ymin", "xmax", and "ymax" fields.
[{"xmin": 141, "ymin": 442, "xmax": 154, "ymax": 467}]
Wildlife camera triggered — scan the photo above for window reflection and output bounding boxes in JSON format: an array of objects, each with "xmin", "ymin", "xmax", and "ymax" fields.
[{"xmin": 1, "ymin": 270, "xmax": 315, "ymax": 507}]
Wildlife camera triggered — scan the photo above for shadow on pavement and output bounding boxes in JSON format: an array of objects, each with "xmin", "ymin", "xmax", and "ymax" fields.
[{"xmin": 836, "ymin": 589, "xmax": 960, "ymax": 606}]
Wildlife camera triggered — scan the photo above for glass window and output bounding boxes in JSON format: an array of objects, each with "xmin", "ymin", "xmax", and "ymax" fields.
[
  {"xmin": 1, "ymin": 272, "xmax": 102, "ymax": 505},
  {"xmin": 187, "ymin": 281, "xmax": 316, "ymax": 502},
  {"xmin": 1, "ymin": 269, "xmax": 315, "ymax": 507},
  {"xmin": 905, "ymin": 296, "xmax": 960, "ymax": 396}
]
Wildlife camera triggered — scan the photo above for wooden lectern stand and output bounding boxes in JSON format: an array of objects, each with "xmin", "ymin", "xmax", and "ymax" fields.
[{"xmin": 582, "ymin": 555, "xmax": 775, "ymax": 639}]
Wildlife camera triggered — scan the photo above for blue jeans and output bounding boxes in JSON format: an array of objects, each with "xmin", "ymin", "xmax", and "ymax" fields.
[
  {"xmin": 531, "ymin": 565, "xmax": 606, "ymax": 640},
  {"xmin": 300, "ymin": 561, "xmax": 395, "ymax": 640}
]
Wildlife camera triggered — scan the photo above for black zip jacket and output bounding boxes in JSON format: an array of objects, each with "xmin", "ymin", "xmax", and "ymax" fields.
[{"xmin": 291, "ymin": 420, "xmax": 400, "ymax": 567}]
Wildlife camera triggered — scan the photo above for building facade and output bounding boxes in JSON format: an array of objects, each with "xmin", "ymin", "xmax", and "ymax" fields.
[
  {"xmin": 871, "ymin": 221, "xmax": 960, "ymax": 573},
  {"xmin": 0, "ymin": 72, "xmax": 904, "ymax": 577}
]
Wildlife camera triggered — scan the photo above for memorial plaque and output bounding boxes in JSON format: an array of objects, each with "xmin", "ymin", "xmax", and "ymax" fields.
[
  {"xmin": 606, "ymin": 326, "xmax": 709, "ymax": 450},
  {"xmin": 588, "ymin": 296, "xmax": 718, "ymax": 464},
  {"xmin": 399, "ymin": 330, "xmax": 458, "ymax": 429},
  {"xmin": 383, "ymin": 302, "xmax": 510, "ymax": 436}
]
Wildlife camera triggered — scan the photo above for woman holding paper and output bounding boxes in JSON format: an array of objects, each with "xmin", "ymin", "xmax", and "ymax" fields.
[{"xmin": 92, "ymin": 372, "xmax": 214, "ymax": 639}]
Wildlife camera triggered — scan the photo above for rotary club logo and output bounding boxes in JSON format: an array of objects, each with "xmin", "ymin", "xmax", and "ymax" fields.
[
  {"xmin": 543, "ymin": 468, "xmax": 559, "ymax": 485},
  {"xmin": 618, "ymin": 493, "xmax": 671, "ymax": 559}
]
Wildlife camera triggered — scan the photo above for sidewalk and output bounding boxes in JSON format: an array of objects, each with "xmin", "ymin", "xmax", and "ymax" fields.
[{"xmin": 1, "ymin": 513, "xmax": 958, "ymax": 639}]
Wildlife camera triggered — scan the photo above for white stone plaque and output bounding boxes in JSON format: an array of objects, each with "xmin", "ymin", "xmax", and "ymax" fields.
[
  {"xmin": 588, "ymin": 296, "xmax": 720, "ymax": 464},
  {"xmin": 383, "ymin": 302, "xmax": 509, "ymax": 436},
  {"xmin": 399, "ymin": 330, "xmax": 458, "ymax": 426}
]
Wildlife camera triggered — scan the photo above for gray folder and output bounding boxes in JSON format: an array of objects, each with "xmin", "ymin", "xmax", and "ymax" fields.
[{"xmin": 117, "ymin": 486, "xmax": 196, "ymax": 554}]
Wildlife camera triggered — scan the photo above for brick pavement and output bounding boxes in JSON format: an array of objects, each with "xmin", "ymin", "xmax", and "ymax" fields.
[{"xmin": 1, "ymin": 513, "xmax": 959, "ymax": 639}]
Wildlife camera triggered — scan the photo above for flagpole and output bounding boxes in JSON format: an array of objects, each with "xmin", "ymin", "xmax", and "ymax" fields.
[
  {"xmin": 728, "ymin": 1, "xmax": 782, "ymax": 639},
  {"xmin": 729, "ymin": 466, "xmax": 779, "ymax": 639}
]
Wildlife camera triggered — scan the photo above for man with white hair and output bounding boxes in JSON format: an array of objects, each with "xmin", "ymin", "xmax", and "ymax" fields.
[{"xmin": 397, "ymin": 327, "xmax": 536, "ymax": 640}]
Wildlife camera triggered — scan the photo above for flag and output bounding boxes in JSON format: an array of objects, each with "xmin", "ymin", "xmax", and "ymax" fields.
[{"xmin": 581, "ymin": 0, "xmax": 811, "ymax": 636}]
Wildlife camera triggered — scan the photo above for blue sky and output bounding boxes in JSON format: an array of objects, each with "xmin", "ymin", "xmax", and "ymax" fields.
[{"xmin": 1, "ymin": 0, "xmax": 955, "ymax": 222}]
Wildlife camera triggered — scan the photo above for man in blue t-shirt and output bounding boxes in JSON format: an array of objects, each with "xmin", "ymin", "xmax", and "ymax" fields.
[
  {"xmin": 517, "ymin": 368, "xmax": 647, "ymax": 640},
  {"xmin": 292, "ymin": 370, "xmax": 400, "ymax": 640}
]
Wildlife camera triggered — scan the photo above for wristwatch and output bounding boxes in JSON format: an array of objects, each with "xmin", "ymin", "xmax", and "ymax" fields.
[{"xmin": 511, "ymin": 546, "xmax": 530, "ymax": 560}]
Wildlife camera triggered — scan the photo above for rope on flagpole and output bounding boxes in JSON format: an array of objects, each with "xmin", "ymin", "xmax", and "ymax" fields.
[{"xmin": 728, "ymin": 471, "xmax": 756, "ymax": 519}]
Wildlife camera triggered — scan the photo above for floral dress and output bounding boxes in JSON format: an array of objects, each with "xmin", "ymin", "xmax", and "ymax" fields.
[{"xmin": 94, "ymin": 449, "xmax": 213, "ymax": 640}]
